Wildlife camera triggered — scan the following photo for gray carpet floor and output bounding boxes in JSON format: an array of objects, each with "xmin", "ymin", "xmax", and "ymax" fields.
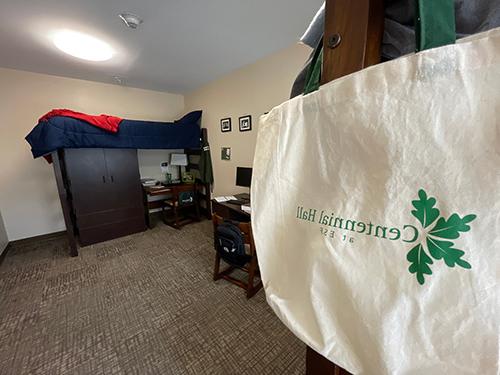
[{"xmin": 0, "ymin": 220, "xmax": 305, "ymax": 374}]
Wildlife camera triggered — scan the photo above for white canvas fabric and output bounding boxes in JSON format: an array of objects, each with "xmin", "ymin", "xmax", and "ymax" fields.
[{"xmin": 252, "ymin": 28, "xmax": 500, "ymax": 374}]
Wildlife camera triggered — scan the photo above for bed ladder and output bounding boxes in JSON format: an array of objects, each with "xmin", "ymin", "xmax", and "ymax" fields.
[{"xmin": 184, "ymin": 127, "xmax": 212, "ymax": 219}]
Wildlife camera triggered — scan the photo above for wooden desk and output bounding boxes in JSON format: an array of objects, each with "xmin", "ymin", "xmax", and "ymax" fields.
[
  {"xmin": 143, "ymin": 183, "xmax": 201, "ymax": 228},
  {"xmin": 211, "ymin": 194, "xmax": 251, "ymax": 222}
]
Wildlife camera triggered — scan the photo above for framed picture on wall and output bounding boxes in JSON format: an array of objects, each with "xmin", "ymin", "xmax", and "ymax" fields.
[
  {"xmin": 239, "ymin": 115, "xmax": 252, "ymax": 132},
  {"xmin": 221, "ymin": 147, "xmax": 231, "ymax": 160},
  {"xmin": 221, "ymin": 118, "xmax": 232, "ymax": 132}
]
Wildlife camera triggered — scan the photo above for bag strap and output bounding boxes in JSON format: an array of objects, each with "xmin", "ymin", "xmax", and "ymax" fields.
[
  {"xmin": 415, "ymin": 0, "xmax": 456, "ymax": 51},
  {"xmin": 303, "ymin": 38, "xmax": 323, "ymax": 95}
]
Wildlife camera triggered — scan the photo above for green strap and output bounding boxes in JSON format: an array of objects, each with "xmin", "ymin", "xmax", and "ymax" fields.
[
  {"xmin": 303, "ymin": 41, "xmax": 323, "ymax": 95},
  {"xmin": 415, "ymin": 0, "xmax": 456, "ymax": 51}
]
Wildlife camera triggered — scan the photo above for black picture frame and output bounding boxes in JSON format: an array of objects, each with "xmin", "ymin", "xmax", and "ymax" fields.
[
  {"xmin": 220, "ymin": 118, "xmax": 232, "ymax": 132},
  {"xmin": 239, "ymin": 115, "xmax": 252, "ymax": 132}
]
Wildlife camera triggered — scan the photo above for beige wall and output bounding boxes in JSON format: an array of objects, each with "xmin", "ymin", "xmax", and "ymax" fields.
[
  {"xmin": 0, "ymin": 67, "xmax": 184, "ymax": 241},
  {"xmin": 138, "ymin": 149, "xmax": 184, "ymax": 182},
  {"xmin": 0, "ymin": 43, "xmax": 309, "ymax": 240},
  {"xmin": 185, "ymin": 43, "xmax": 310, "ymax": 196}
]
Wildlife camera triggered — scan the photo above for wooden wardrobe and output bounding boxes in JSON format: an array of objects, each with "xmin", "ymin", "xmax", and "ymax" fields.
[
  {"xmin": 306, "ymin": 0, "xmax": 384, "ymax": 374},
  {"xmin": 52, "ymin": 148, "xmax": 146, "ymax": 256}
]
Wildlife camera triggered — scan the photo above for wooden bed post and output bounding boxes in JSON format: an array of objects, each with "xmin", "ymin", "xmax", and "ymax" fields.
[
  {"xmin": 306, "ymin": 0, "xmax": 384, "ymax": 373},
  {"xmin": 52, "ymin": 150, "xmax": 78, "ymax": 256},
  {"xmin": 200, "ymin": 127, "xmax": 213, "ymax": 219},
  {"xmin": 321, "ymin": 0, "xmax": 384, "ymax": 84}
]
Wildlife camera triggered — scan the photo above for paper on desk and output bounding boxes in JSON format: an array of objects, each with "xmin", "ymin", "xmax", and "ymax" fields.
[
  {"xmin": 241, "ymin": 205, "xmax": 251, "ymax": 213},
  {"xmin": 214, "ymin": 196, "xmax": 238, "ymax": 203}
]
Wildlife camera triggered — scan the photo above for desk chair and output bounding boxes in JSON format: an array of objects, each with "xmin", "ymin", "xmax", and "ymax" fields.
[
  {"xmin": 212, "ymin": 214, "xmax": 262, "ymax": 299},
  {"xmin": 162, "ymin": 184, "xmax": 200, "ymax": 229}
]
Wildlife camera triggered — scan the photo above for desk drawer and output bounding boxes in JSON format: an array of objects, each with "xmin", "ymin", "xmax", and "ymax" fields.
[
  {"xmin": 212, "ymin": 201, "xmax": 251, "ymax": 222},
  {"xmin": 213, "ymin": 203, "xmax": 231, "ymax": 218}
]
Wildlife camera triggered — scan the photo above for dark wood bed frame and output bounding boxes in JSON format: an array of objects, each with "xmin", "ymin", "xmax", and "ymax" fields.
[
  {"xmin": 185, "ymin": 128, "xmax": 212, "ymax": 220},
  {"xmin": 306, "ymin": 0, "xmax": 384, "ymax": 373}
]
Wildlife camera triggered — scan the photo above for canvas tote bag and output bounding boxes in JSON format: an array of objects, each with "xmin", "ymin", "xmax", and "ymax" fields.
[{"xmin": 251, "ymin": 5, "xmax": 499, "ymax": 374}]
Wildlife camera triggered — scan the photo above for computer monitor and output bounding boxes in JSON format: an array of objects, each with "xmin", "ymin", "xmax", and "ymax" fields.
[{"xmin": 236, "ymin": 167, "xmax": 252, "ymax": 188}]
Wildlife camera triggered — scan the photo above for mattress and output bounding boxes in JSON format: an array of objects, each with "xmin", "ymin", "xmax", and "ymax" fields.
[{"xmin": 25, "ymin": 111, "xmax": 202, "ymax": 158}]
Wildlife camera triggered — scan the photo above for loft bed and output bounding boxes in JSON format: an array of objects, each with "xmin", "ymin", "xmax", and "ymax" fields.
[
  {"xmin": 25, "ymin": 110, "xmax": 203, "ymax": 158},
  {"xmin": 26, "ymin": 110, "xmax": 212, "ymax": 256}
]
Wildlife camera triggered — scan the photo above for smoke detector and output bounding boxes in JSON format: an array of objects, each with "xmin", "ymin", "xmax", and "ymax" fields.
[
  {"xmin": 119, "ymin": 12, "xmax": 143, "ymax": 29},
  {"xmin": 112, "ymin": 76, "xmax": 124, "ymax": 85}
]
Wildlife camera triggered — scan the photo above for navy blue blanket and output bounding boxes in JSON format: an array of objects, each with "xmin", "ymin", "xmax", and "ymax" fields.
[{"xmin": 26, "ymin": 111, "xmax": 202, "ymax": 158}]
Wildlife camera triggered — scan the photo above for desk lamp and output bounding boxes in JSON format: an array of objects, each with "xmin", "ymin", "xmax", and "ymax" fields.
[{"xmin": 170, "ymin": 153, "xmax": 188, "ymax": 184}]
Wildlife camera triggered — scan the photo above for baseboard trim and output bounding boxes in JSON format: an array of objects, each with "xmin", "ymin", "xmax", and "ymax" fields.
[{"xmin": 9, "ymin": 230, "xmax": 67, "ymax": 246}]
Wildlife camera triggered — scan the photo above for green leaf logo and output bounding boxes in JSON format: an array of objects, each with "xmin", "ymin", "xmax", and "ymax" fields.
[
  {"xmin": 411, "ymin": 189, "xmax": 440, "ymax": 228},
  {"xmin": 407, "ymin": 189, "xmax": 476, "ymax": 285}
]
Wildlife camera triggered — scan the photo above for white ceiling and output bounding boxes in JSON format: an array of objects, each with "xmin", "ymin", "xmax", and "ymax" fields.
[{"xmin": 0, "ymin": 0, "xmax": 323, "ymax": 93}]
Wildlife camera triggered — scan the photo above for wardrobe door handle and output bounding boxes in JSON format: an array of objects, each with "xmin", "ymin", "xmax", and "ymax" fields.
[
  {"xmin": 111, "ymin": 175, "xmax": 114, "ymax": 183},
  {"xmin": 102, "ymin": 176, "xmax": 106, "ymax": 183}
]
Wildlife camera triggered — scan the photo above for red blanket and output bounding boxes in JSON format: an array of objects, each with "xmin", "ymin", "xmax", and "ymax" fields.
[{"xmin": 39, "ymin": 109, "xmax": 122, "ymax": 133}]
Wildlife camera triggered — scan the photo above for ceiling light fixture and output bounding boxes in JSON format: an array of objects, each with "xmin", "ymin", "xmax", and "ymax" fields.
[
  {"xmin": 119, "ymin": 12, "xmax": 143, "ymax": 29},
  {"xmin": 52, "ymin": 30, "xmax": 114, "ymax": 61}
]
